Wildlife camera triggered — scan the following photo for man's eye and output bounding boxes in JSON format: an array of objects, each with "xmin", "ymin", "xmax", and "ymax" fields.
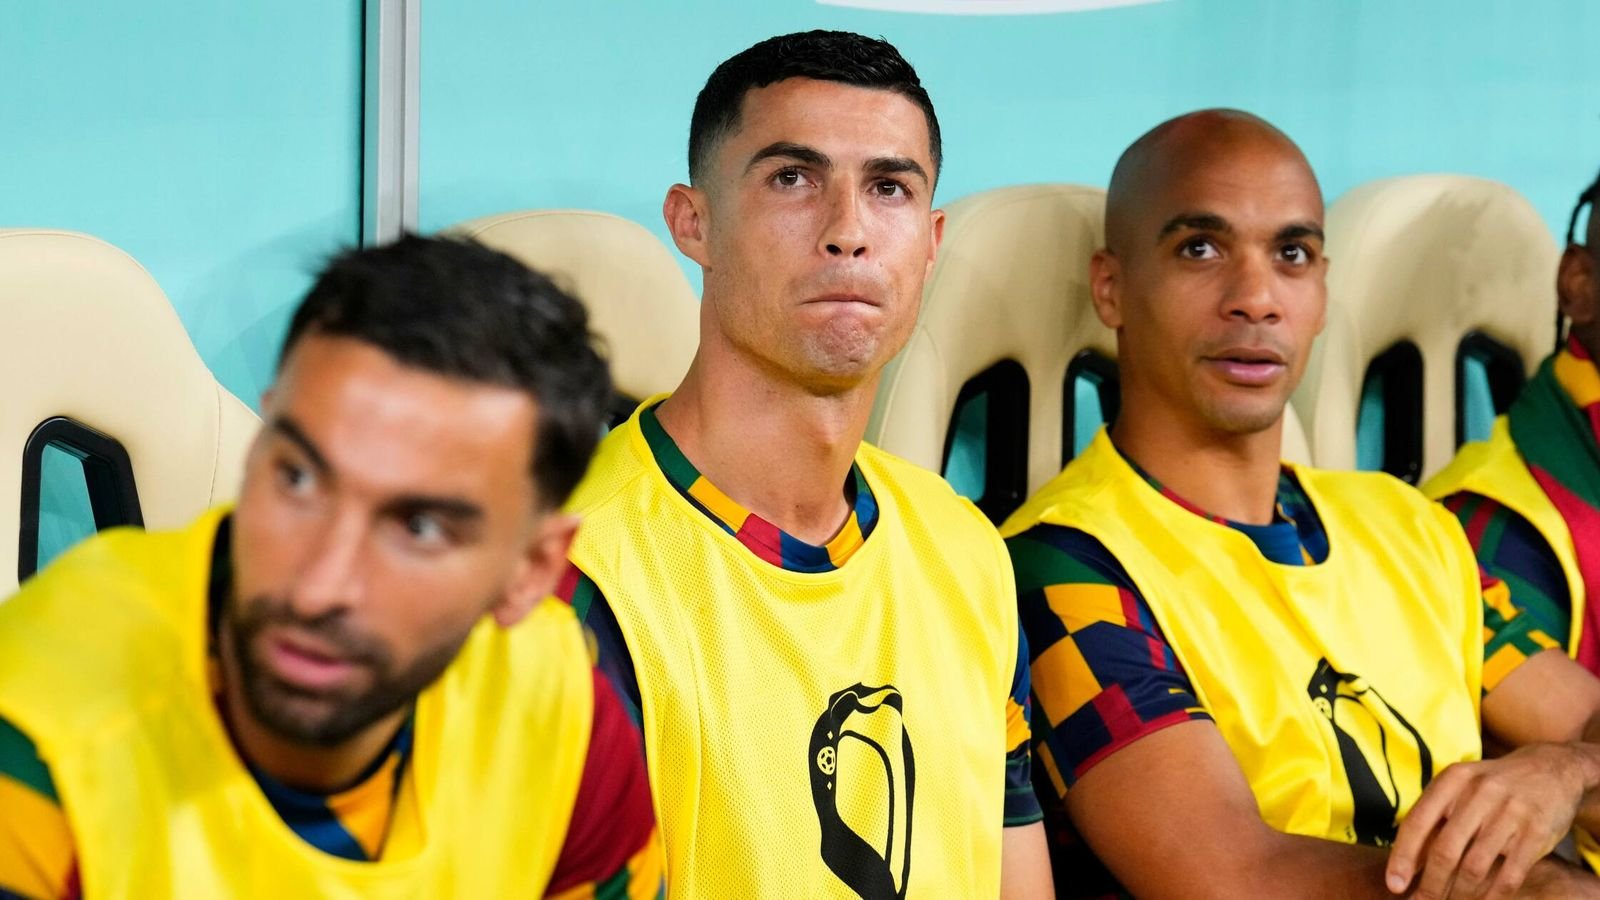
[
  {"xmin": 403, "ymin": 513, "xmax": 447, "ymax": 545},
  {"xmin": 773, "ymin": 168, "xmax": 805, "ymax": 188},
  {"xmin": 874, "ymin": 180, "xmax": 906, "ymax": 198},
  {"xmin": 278, "ymin": 461, "xmax": 314, "ymax": 494},
  {"xmin": 1179, "ymin": 238, "xmax": 1219, "ymax": 260},
  {"xmin": 1280, "ymin": 244, "xmax": 1312, "ymax": 265}
]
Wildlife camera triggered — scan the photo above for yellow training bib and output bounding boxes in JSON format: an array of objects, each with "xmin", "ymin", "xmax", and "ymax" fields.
[
  {"xmin": 1002, "ymin": 430, "xmax": 1483, "ymax": 845},
  {"xmin": 1424, "ymin": 416, "xmax": 1587, "ymax": 655},
  {"xmin": 0, "ymin": 508, "xmax": 593, "ymax": 898},
  {"xmin": 567, "ymin": 400, "xmax": 1016, "ymax": 898}
]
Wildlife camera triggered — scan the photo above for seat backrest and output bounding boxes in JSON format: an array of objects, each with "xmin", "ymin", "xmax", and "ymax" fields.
[
  {"xmin": 867, "ymin": 185, "xmax": 1114, "ymax": 520},
  {"xmin": 449, "ymin": 210, "xmax": 699, "ymax": 420},
  {"xmin": 1293, "ymin": 175, "xmax": 1558, "ymax": 480},
  {"xmin": 0, "ymin": 229, "xmax": 258, "ymax": 592}
]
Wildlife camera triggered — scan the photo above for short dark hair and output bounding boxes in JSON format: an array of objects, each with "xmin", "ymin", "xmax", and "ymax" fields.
[
  {"xmin": 687, "ymin": 30, "xmax": 941, "ymax": 185},
  {"xmin": 279, "ymin": 234, "xmax": 611, "ymax": 507}
]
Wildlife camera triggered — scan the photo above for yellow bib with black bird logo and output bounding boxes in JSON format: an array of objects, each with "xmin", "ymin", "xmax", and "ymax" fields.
[
  {"xmin": 0, "ymin": 507, "xmax": 593, "ymax": 897},
  {"xmin": 567, "ymin": 402, "xmax": 1015, "ymax": 899},
  {"xmin": 1001, "ymin": 429, "xmax": 1484, "ymax": 845}
]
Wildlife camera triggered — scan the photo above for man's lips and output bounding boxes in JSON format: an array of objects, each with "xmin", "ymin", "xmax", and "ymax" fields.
[
  {"xmin": 261, "ymin": 630, "xmax": 359, "ymax": 692},
  {"xmin": 803, "ymin": 292, "xmax": 880, "ymax": 308},
  {"xmin": 1203, "ymin": 348, "xmax": 1287, "ymax": 386}
]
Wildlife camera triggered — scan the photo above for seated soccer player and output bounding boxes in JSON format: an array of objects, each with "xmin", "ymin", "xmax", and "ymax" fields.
[
  {"xmin": 559, "ymin": 30, "xmax": 1052, "ymax": 898},
  {"xmin": 1426, "ymin": 166, "xmax": 1600, "ymax": 871},
  {"xmin": 1004, "ymin": 110, "xmax": 1600, "ymax": 898},
  {"xmin": 0, "ymin": 237, "xmax": 661, "ymax": 897}
]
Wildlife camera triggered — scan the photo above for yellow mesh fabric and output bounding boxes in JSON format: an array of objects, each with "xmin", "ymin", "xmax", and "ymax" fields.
[{"xmin": 568, "ymin": 402, "xmax": 1015, "ymax": 898}]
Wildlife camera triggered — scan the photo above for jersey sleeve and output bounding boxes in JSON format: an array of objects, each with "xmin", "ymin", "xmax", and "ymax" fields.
[
  {"xmin": 543, "ymin": 669, "xmax": 664, "ymax": 900},
  {"xmin": 1007, "ymin": 524, "xmax": 1211, "ymax": 801},
  {"xmin": 557, "ymin": 563, "xmax": 643, "ymax": 728},
  {"xmin": 1003, "ymin": 624, "xmax": 1043, "ymax": 827},
  {"xmin": 0, "ymin": 717, "xmax": 79, "ymax": 899},
  {"xmin": 1440, "ymin": 492, "xmax": 1568, "ymax": 693}
]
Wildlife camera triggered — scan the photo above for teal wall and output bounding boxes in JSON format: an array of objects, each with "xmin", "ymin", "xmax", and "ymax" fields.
[
  {"xmin": 5, "ymin": 0, "xmax": 1600, "ymax": 543},
  {"xmin": 3, "ymin": 3, "xmax": 363, "ymax": 569},
  {"xmin": 421, "ymin": 0, "xmax": 1600, "ymax": 285},
  {"xmin": 0, "ymin": 2, "xmax": 364, "ymax": 408}
]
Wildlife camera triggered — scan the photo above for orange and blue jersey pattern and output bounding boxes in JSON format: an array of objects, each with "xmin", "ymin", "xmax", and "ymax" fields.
[{"xmin": 563, "ymin": 403, "xmax": 1041, "ymax": 826}]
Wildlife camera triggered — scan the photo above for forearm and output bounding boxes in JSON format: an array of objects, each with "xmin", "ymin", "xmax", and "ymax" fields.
[
  {"xmin": 1521, "ymin": 856, "xmax": 1600, "ymax": 897},
  {"xmin": 1105, "ymin": 829, "xmax": 1395, "ymax": 899}
]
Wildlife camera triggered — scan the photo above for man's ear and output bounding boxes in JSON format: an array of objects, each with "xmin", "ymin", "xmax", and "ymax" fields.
[
  {"xmin": 664, "ymin": 184, "xmax": 712, "ymax": 269},
  {"xmin": 924, "ymin": 207, "xmax": 946, "ymax": 280},
  {"xmin": 1089, "ymin": 248, "xmax": 1124, "ymax": 329},
  {"xmin": 491, "ymin": 513, "xmax": 582, "ymax": 628}
]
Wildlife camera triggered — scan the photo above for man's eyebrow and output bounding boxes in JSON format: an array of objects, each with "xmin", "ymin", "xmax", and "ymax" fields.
[
  {"xmin": 1157, "ymin": 212, "xmax": 1233, "ymax": 241},
  {"xmin": 378, "ymin": 495, "xmax": 486, "ymax": 524},
  {"xmin": 268, "ymin": 417, "xmax": 330, "ymax": 474},
  {"xmin": 864, "ymin": 156, "xmax": 930, "ymax": 185},
  {"xmin": 744, "ymin": 142, "xmax": 832, "ymax": 174},
  {"xmin": 1276, "ymin": 222, "xmax": 1326, "ymax": 243}
]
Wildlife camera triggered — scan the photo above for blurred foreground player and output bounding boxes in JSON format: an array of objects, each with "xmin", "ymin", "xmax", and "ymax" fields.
[{"xmin": 0, "ymin": 236, "xmax": 661, "ymax": 898}]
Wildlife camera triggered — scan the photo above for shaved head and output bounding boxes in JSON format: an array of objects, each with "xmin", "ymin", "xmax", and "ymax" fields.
[
  {"xmin": 1089, "ymin": 108, "xmax": 1329, "ymax": 448},
  {"xmin": 1105, "ymin": 109, "xmax": 1322, "ymax": 258}
]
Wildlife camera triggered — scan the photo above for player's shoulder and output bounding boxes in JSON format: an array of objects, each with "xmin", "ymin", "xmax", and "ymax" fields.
[{"xmin": 856, "ymin": 441, "xmax": 993, "ymax": 530}]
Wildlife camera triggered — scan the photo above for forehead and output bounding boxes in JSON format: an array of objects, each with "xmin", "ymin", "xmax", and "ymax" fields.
[
  {"xmin": 1146, "ymin": 141, "xmax": 1323, "ymax": 236},
  {"xmin": 718, "ymin": 78, "xmax": 933, "ymax": 170},
  {"xmin": 271, "ymin": 335, "xmax": 538, "ymax": 499}
]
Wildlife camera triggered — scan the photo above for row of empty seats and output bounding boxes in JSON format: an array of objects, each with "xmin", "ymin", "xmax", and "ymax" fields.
[{"xmin": 0, "ymin": 174, "xmax": 1563, "ymax": 592}]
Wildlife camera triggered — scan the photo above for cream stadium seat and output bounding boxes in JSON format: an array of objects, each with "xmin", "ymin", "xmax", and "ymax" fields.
[
  {"xmin": 0, "ymin": 229, "xmax": 259, "ymax": 592},
  {"xmin": 868, "ymin": 184, "xmax": 1315, "ymax": 523},
  {"xmin": 868, "ymin": 185, "xmax": 1111, "ymax": 522},
  {"xmin": 449, "ymin": 210, "xmax": 699, "ymax": 422},
  {"xmin": 1293, "ymin": 175, "xmax": 1559, "ymax": 482}
]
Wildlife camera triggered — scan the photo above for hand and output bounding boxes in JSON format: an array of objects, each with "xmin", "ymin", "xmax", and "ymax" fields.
[{"xmin": 1385, "ymin": 744, "xmax": 1586, "ymax": 899}]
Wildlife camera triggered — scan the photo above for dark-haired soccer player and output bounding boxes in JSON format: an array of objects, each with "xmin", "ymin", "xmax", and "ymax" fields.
[
  {"xmin": 561, "ymin": 30, "xmax": 1052, "ymax": 897},
  {"xmin": 0, "ymin": 236, "xmax": 661, "ymax": 897},
  {"xmin": 1006, "ymin": 110, "xmax": 1600, "ymax": 898},
  {"xmin": 1427, "ymin": 166, "xmax": 1600, "ymax": 871}
]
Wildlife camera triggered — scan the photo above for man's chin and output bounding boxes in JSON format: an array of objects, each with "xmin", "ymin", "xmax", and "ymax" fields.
[
  {"xmin": 1199, "ymin": 397, "xmax": 1291, "ymax": 437},
  {"xmin": 246, "ymin": 682, "xmax": 375, "ymax": 747}
]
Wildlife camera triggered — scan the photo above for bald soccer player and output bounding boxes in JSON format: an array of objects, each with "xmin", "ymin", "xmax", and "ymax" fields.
[
  {"xmin": 0, "ymin": 237, "xmax": 661, "ymax": 898},
  {"xmin": 559, "ymin": 30, "xmax": 1052, "ymax": 898},
  {"xmin": 1003, "ymin": 110, "xmax": 1600, "ymax": 899}
]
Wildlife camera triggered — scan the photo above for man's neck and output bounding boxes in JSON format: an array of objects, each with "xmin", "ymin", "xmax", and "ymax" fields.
[
  {"xmin": 655, "ymin": 350, "xmax": 876, "ymax": 546},
  {"xmin": 216, "ymin": 628, "xmax": 406, "ymax": 794},
  {"xmin": 1110, "ymin": 398, "xmax": 1285, "ymax": 526}
]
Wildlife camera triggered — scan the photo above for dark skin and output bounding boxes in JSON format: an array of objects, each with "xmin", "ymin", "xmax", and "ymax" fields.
[
  {"xmin": 1558, "ymin": 210, "xmax": 1600, "ymax": 362},
  {"xmin": 1074, "ymin": 109, "xmax": 1599, "ymax": 899}
]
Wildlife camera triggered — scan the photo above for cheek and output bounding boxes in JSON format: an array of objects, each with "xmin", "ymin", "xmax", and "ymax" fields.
[
  {"xmin": 230, "ymin": 478, "xmax": 308, "ymax": 592},
  {"xmin": 364, "ymin": 551, "xmax": 502, "ymax": 655}
]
